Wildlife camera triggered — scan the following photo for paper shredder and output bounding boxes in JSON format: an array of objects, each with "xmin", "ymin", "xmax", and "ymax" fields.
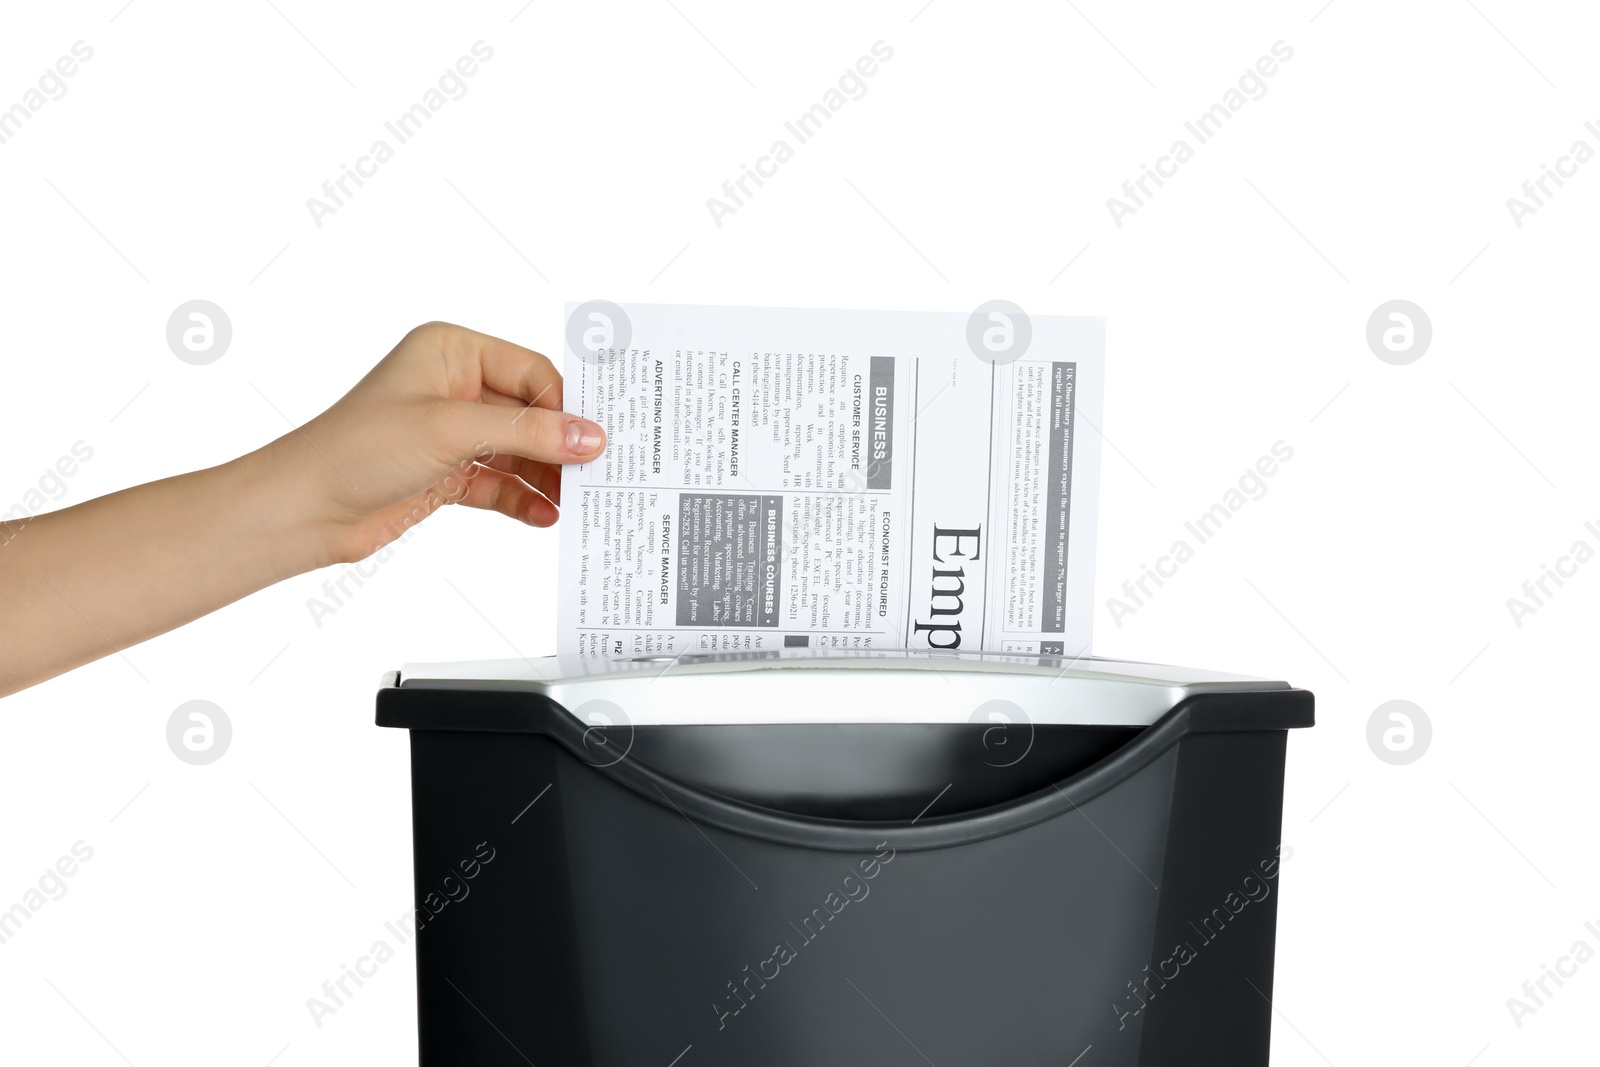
[{"xmin": 377, "ymin": 649, "xmax": 1313, "ymax": 1065}]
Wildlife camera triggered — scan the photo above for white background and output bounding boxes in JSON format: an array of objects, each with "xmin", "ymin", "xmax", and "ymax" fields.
[{"xmin": 2, "ymin": 1, "xmax": 1596, "ymax": 1064}]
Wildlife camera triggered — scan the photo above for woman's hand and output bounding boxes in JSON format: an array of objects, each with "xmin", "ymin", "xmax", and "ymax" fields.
[
  {"xmin": 271, "ymin": 321, "xmax": 605, "ymax": 567},
  {"xmin": 0, "ymin": 322, "xmax": 603, "ymax": 697}
]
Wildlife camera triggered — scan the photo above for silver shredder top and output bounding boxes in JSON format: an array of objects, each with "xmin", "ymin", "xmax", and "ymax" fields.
[{"xmin": 395, "ymin": 649, "xmax": 1288, "ymax": 728}]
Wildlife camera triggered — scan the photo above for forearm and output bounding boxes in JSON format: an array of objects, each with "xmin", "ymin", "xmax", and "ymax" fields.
[
  {"xmin": 0, "ymin": 323, "xmax": 598, "ymax": 700},
  {"xmin": 0, "ymin": 441, "xmax": 327, "ymax": 696}
]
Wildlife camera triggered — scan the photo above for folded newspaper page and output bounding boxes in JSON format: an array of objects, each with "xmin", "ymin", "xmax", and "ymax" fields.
[{"xmin": 557, "ymin": 303, "xmax": 1103, "ymax": 660}]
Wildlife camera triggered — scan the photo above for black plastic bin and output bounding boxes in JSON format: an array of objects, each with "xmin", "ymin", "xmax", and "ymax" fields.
[{"xmin": 377, "ymin": 649, "xmax": 1312, "ymax": 1066}]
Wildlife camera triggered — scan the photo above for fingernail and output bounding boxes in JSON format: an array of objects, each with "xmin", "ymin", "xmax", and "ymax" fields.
[{"xmin": 567, "ymin": 419, "xmax": 605, "ymax": 455}]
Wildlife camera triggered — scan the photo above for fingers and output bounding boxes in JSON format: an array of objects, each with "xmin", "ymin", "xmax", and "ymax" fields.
[
  {"xmin": 447, "ymin": 399, "xmax": 605, "ymax": 466},
  {"xmin": 443, "ymin": 325, "xmax": 564, "ymax": 412},
  {"xmin": 467, "ymin": 390, "xmax": 581, "ymax": 501},
  {"xmin": 403, "ymin": 323, "xmax": 603, "ymax": 473},
  {"xmin": 444, "ymin": 465, "xmax": 559, "ymax": 527},
  {"xmin": 478, "ymin": 385, "xmax": 534, "ymax": 410},
  {"xmin": 479, "ymin": 452, "xmax": 562, "ymax": 505}
]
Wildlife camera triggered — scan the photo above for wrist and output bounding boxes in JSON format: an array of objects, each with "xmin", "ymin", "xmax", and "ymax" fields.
[{"xmin": 232, "ymin": 435, "xmax": 351, "ymax": 576}]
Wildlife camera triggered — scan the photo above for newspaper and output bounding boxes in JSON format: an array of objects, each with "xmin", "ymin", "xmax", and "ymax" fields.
[{"xmin": 557, "ymin": 303, "xmax": 1104, "ymax": 660}]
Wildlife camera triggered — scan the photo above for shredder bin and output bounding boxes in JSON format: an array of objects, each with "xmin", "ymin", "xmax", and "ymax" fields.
[{"xmin": 377, "ymin": 649, "xmax": 1313, "ymax": 1066}]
